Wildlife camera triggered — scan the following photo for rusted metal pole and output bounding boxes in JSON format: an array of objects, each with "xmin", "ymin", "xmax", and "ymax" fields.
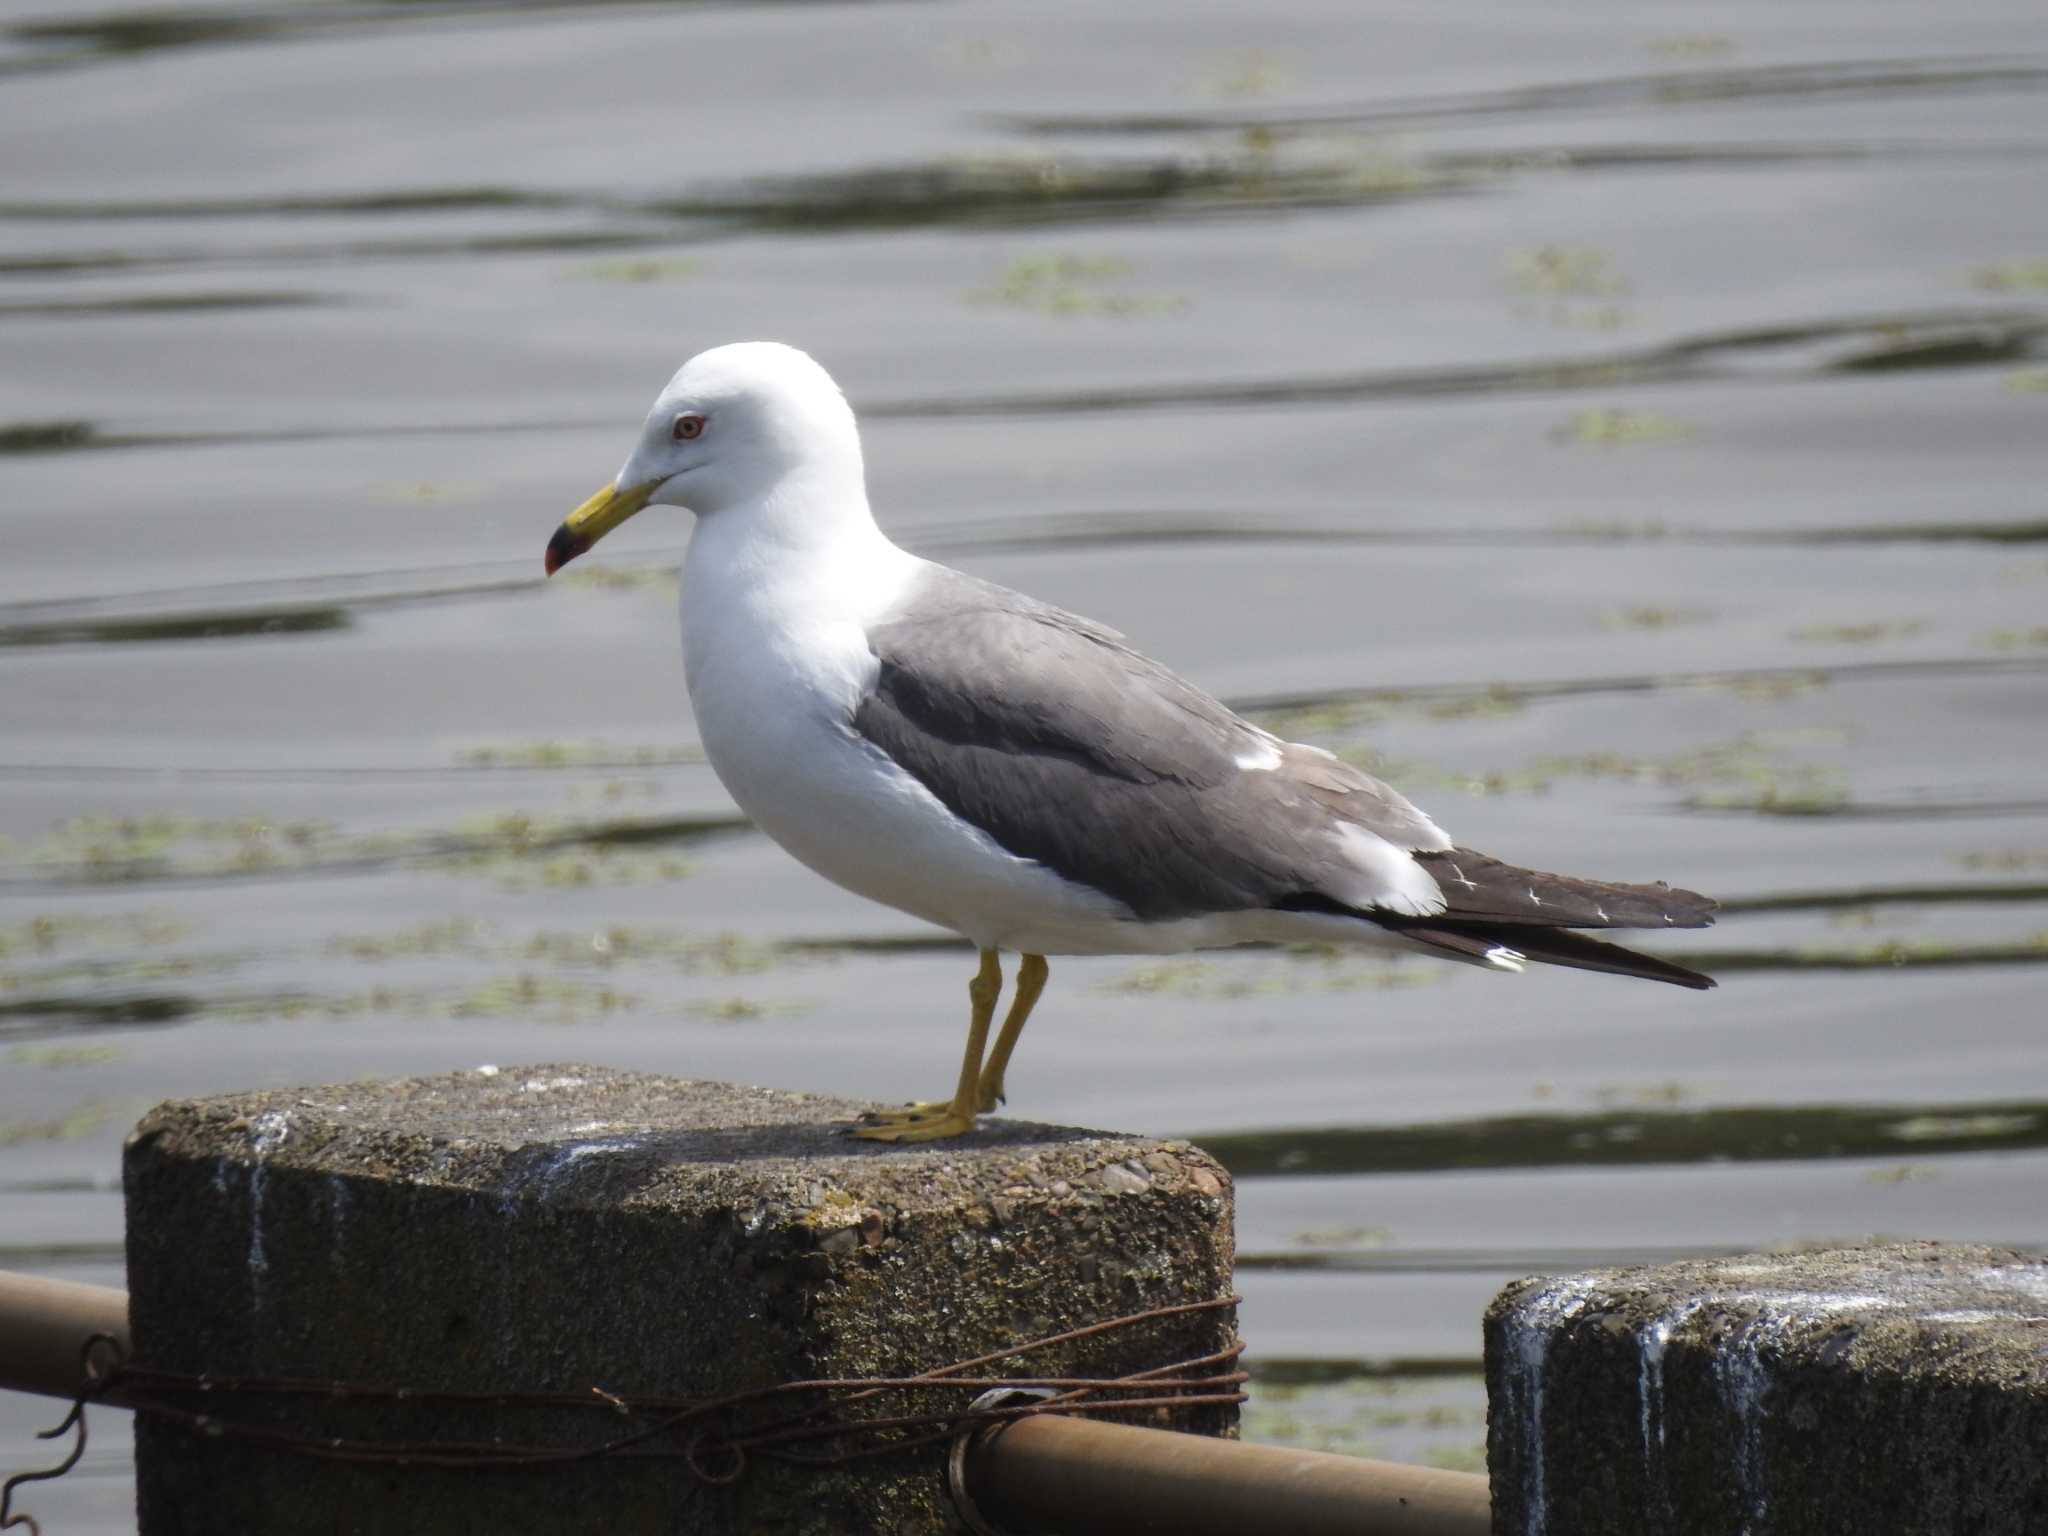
[
  {"xmin": 0, "ymin": 1270, "xmax": 129, "ymax": 1401},
  {"xmin": 1, "ymin": 1268, "xmax": 1491, "ymax": 1535},
  {"xmin": 963, "ymin": 1411, "xmax": 1490, "ymax": 1536}
]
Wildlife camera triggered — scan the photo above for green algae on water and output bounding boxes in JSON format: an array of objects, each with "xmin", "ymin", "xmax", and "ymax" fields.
[
  {"xmin": 572, "ymin": 255, "xmax": 703, "ymax": 284},
  {"xmin": 555, "ymin": 564, "xmax": 679, "ymax": 592},
  {"xmin": 1553, "ymin": 407, "xmax": 1697, "ymax": 446},
  {"xmin": 454, "ymin": 739, "xmax": 702, "ymax": 770},
  {"xmin": 969, "ymin": 253, "xmax": 1190, "ymax": 319},
  {"xmin": 11, "ymin": 808, "xmax": 740, "ymax": 890},
  {"xmin": 8, "ymin": 1043, "xmax": 120, "ymax": 1068},
  {"xmin": 1790, "ymin": 619, "xmax": 1928, "ymax": 645},
  {"xmin": 0, "ymin": 1100, "xmax": 114, "ymax": 1147},
  {"xmin": 1100, "ymin": 952, "xmax": 1442, "ymax": 999}
]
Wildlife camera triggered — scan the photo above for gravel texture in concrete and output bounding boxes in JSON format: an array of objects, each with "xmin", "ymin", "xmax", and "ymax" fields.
[
  {"xmin": 1485, "ymin": 1241, "xmax": 2048, "ymax": 1535},
  {"xmin": 125, "ymin": 1063, "xmax": 1237, "ymax": 1535}
]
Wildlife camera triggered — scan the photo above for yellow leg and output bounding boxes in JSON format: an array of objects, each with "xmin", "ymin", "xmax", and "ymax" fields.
[
  {"xmin": 974, "ymin": 953, "xmax": 1047, "ymax": 1112},
  {"xmin": 855, "ymin": 949, "xmax": 1001, "ymax": 1142},
  {"xmin": 854, "ymin": 1095, "xmax": 957, "ymax": 1125}
]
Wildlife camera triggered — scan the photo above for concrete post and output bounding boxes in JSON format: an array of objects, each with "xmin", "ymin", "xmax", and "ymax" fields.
[
  {"xmin": 1485, "ymin": 1242, "xmax": 2048, "ymax": 1535},
  {"xmin": 123, "ymin": 1064, "xmax": 1236, "ymax": 1535}
]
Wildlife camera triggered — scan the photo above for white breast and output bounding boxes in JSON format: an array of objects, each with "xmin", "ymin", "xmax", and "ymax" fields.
[{"xmin": 679, "ymin": 523, "xmax": 1131, "ymax": 953}]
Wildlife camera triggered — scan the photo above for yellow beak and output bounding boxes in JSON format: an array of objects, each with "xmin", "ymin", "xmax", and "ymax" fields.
[{"xmin": 544, "ymin": 480, "xmax": 656, "ymax": 575}]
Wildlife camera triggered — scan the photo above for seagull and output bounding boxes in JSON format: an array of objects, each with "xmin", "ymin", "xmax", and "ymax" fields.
[{"xmin": 544, "ymin": 342, "xmax": 1716, "ymax": 1142}]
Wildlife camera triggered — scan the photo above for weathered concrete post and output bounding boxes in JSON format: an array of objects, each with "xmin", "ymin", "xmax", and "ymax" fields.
[
  {"xmin": 123, "ymin": 1064, "xmax": 1236, "ymax": 1535},
  {"xmin": 1484, "ymin": 1242, "xmax": 2048, "ymax": 1535}
]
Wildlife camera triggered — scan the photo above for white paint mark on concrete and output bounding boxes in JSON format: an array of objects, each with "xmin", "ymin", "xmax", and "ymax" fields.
[
  {"xmin": 498, "ymin": 1136, "xmax": 643, "ymax": 1209},
  {"xmin": 1714, "ymin": 1316, "xmax": 1780, "ymax": 1533},
  {"xmin": 1497, "ymin": 1274, "xmax": 1599, "ymax": 1536},
  {"xmin": 558, "ymin": 1140, "xmax": 632, "ymax": 1166},
  {"xmin": 1719, "ymin": 1290, "xmax": 1888, "ymax": 1315},
  {"xmin": 1637, "ymin": 1297, "xmax": 1723, "ymax": 1528},
  {"xmin": 1976, "ymin": 1264, "xmax": 2048, "ymax": 1306},
  {"xmin": 325, "ymin": 1174, "xmax": 351, "ymax": 1262},
  {"xmin": 245, "ymin": 1110, "xmax": 292, "ymax": 1287},
  {"xmin": 1639, "ymin": 1299, "xmax": 1706, "ymax": 1461},
  {"xmin": 1699, "ymin": 1287, "xmax": 1892, "ymax": 1530}
]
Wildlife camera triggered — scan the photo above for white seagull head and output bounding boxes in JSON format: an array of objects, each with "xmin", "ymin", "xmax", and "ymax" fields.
[{"xmin": 545, "ymin": 341, "xmax": 869, "ymax": 575}]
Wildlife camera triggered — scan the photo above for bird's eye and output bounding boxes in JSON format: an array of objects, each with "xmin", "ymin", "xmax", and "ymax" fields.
[{"xmin": 672, "ymin": 413, "xmax": 706, "ymax": 442}]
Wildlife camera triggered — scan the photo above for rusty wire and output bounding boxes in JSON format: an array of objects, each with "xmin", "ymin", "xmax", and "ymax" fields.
[
  {"xmin": 3, "ymin": 1294, "xmax": 1244, "ymax": 1527},
  {"xmin": 1, "ymin": 1333, "xmax": 123, "ymax": 1536}
]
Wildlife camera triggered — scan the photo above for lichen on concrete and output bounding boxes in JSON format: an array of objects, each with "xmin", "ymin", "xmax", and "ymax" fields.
[
  {"xmin": 124, "ymin": 1063, "xmax": 1236, "ymax": 1535},
  {"xmin": 1485, "ymin": 1242, "xmax": 2048, "ymax": 1535}
]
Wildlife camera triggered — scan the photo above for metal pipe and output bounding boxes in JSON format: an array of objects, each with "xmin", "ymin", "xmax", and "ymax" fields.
[
  {"xmin": 0, "ymin": 1270, "xmax": 130, "ymax": 1402},
  {"xmin": 0, "ymin": 1269, "xmax": 1491, "ymax": 1534},
  {"xmin": 964, "ymin": 1412, "xmax": 1490, "ymax": 1536}
]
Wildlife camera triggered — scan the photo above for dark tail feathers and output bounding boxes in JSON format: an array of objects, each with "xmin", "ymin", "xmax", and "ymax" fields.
[{"xmin": 1374, "ymin": 916, "xmax": 1716, "ymax": 990}]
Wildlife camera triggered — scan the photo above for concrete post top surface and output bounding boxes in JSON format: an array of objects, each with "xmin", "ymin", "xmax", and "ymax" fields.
[
  {"xmin": 123, "ymin": 1065, "xmax": 1240, "ymax": 1533},
  {"xmin": 1491, "ymin": 1241, "xmax": 2048, "ymax": 1388},
  {"xmin": 125, "ymin": 1061, "xmax": 1231, "ymax": 1216}
]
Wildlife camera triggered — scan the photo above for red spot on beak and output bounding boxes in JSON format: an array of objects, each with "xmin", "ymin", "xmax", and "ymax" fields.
[{"xmin": 544, "ymin": 525, "xmax": 588, "ymax": 577}]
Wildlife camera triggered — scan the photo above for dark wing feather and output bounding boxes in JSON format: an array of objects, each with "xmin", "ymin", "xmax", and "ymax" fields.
[
  {"xmin": 1280, "ymin": 846, "xmax": 1717, "ymax": 988},
  {"xmin": 856, "ymin": 569, "xmax": 1719, "ymax": 991},
  {"xmin": 853, "ymin": 572, "xmax": 1443, "ymax": 920},
  {"xmin": 1416, "ymin": 848, "xmax": 1717, "ymax": 929},
  {"xmin": 1380, "ymin": 919, "xmax": 1716, "ymax": 990}
]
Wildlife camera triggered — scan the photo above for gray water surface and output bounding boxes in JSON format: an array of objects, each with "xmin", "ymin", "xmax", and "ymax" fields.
[{"xmin": 4, "ymin": 0, "xmax": 2047, "ymax": 1519}]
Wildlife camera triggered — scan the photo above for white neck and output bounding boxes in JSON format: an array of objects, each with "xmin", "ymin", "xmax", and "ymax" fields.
[{"xmin": 678, "ymin": 478, "xmax": 925, "ymax": 705}]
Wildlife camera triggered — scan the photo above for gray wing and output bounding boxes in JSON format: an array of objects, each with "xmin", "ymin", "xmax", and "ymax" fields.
[{"xmin": 850, "ymin": 569, "xmax": 1447, "ymax": 921}]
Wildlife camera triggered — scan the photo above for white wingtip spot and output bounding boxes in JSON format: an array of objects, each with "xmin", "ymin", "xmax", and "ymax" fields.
[
  {"xmin": 1329, "ymin": 824, "xmax": 1448, "ymax": 917},
  {"xmin": 1485, "ymin": 944, "xmax": 1527, "ymax": 973},
  {"xmin": 1233, "ymin": 735, "xmax": 1284, "ymax": 772}
]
